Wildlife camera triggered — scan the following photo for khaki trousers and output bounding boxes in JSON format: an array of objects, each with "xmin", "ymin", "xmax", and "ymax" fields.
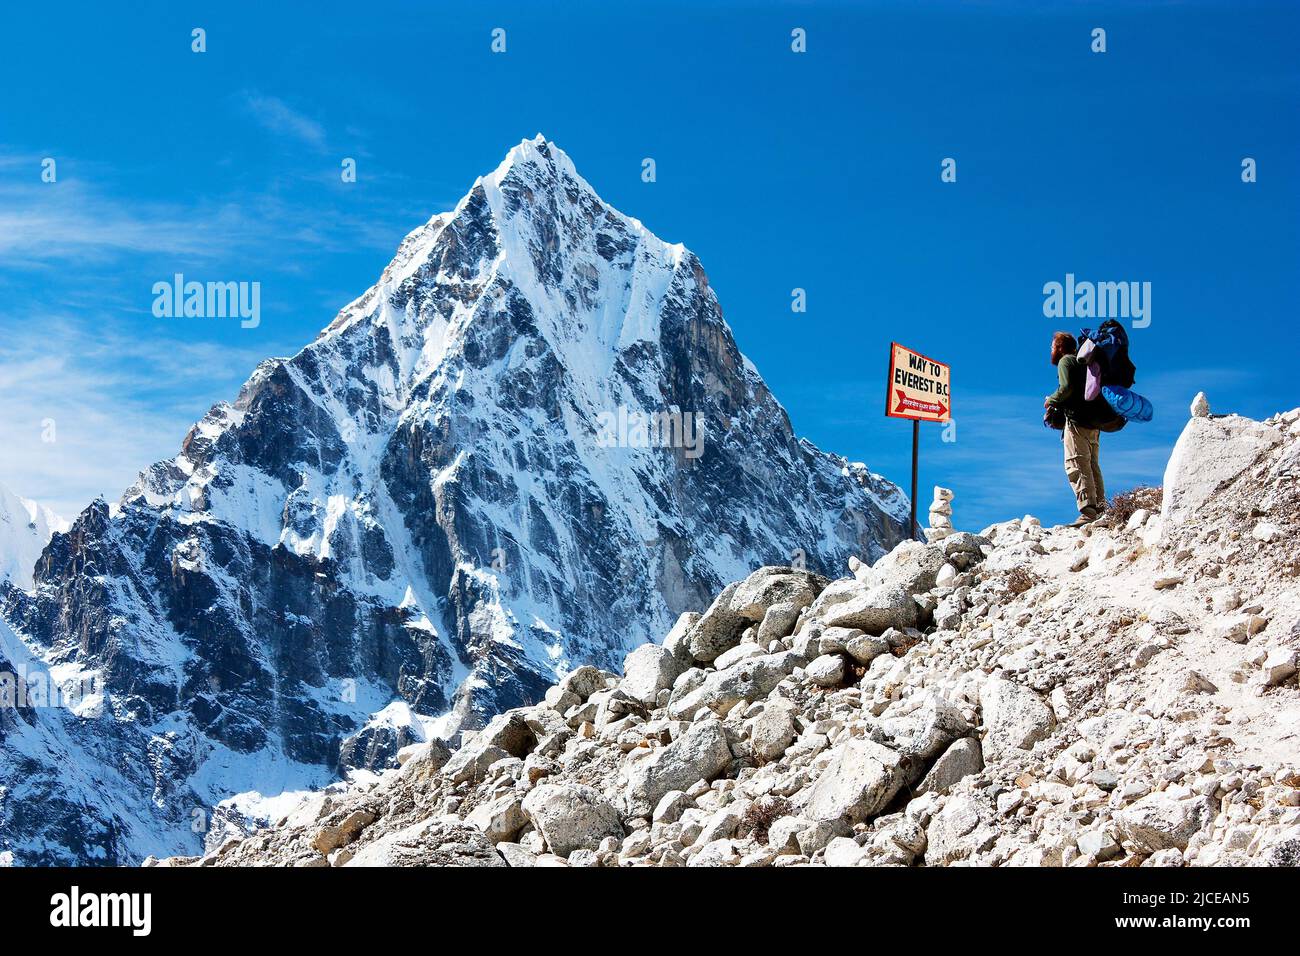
[{"xmin": 1063, "ymin": 420, "xmax": 1105, "ymax": 514}]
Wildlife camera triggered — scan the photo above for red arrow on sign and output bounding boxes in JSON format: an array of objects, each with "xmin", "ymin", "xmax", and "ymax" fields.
[{"xmin": 894, "ymin": 389, "xmax": 948, "ymax": 418}]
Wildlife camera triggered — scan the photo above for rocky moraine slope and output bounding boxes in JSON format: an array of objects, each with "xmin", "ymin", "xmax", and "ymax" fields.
[{"xmin": 173, "ymin": 400, "xmax": 1300, "ymax": 868}]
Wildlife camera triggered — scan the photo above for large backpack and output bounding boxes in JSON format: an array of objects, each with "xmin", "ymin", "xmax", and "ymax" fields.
[
  {"xmin": 1079, "ymin": 319, "xmax": 1150, "ymax": 423},
  {"xmin": 1078, "ymin": 319, "xmax": 1136, "ymax": 389}
]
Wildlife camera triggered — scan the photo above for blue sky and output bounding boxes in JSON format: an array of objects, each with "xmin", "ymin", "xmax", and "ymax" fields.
[{"xmin": 1, "ymin": 0, "xmax": 1296, "ymax": 528}]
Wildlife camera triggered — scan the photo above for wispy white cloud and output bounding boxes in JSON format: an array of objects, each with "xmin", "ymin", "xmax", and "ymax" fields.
[
  {"xmin": 0, "ymin": 316, "xmax": 274, "ymax": 518},
  {"xmin": 0, "ymin": 146, "xmax": 459, "ymax": 517},
  {"xmin": 0, "ymin": 179, "xmax": 251, "ymax": 263},
  {"xmin": 239, "ymin": 91, "xmax": 328, "ymax": 151},
  {"xmin": 0, "ymin": 166, "xmax": 419, "ymax": 270}
]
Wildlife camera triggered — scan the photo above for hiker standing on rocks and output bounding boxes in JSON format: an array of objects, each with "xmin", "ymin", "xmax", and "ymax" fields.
[{"xmin": 1045, "ymin": 331, "xmax": 1113, "ymax": 526}]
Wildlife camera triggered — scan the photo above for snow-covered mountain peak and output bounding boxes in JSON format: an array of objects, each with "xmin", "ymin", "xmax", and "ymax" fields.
[
  {"xmin": 482, "ymin": 134, "xmax": 578, "ymax": 189},
  {"xmin": 313, "ymin": 138, "xmax": 701, "ymax": 417},
  {"xmin": 1, "ymin": 138, "xmax": 910, "ymax": 864}
]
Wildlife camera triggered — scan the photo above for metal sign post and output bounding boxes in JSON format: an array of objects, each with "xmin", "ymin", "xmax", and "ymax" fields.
[{"xmin": 885, "ymin": 342, "xmax": 952, "ymax": 540}]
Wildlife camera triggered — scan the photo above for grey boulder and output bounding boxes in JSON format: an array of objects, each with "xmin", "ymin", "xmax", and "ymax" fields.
[
  {"xmin": 748, "ymin": 700, "xmax": 798, "ymax": 762},
  {"xmin": 621, "ymin": 643, "xmax": 686, "ymax": 705},
  {"xmin": 624, "ymin": 719, "xmax": 733, "ymax": 816},
  {"xmin": 667, "ymin": 651, "xmax": 803, "ymax": 719},
  {"xmin": 916, "ymin": 738, "xmax": 984, "ymax": 795},
  {"xmin": 521, "ymin": 783, "xmax": 624, "ymax": 856},
  {"xmin": 980, "ymin": 677, "xmax": 1055, "ymax": 761},
  {"xmin": 806, "ymin": 654, "xmax": 847, "ymax": 687},
  {"xmin": 727, "ymin": 566, "xmax": 827, "ymax": 621},
  {"xmin": 799, "ymin": 738, "xmax": 905, "ymax": 824},
  {"xmin": 1114, "ymin": 792, "xmax": 1213, "ymax": 853},
  {"xmin": 685, "ymin": 582, "xmax": 747, "ymax": 663},
  {"xmin": 757, "ymin": 601, "xmax": 801, "ymax": 643},
  {"xmin": 345, "ymin": 819, "xmax": 506, "ymax": 867},
  {"xmin": 820, "ymin": 583, "xmax": 919, "ymax": 635}
]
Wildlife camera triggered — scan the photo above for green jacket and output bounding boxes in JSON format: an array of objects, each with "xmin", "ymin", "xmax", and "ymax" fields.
[{"xmin": 1048, "ymin": 355, "xmax": 1116, "ymax": 429}]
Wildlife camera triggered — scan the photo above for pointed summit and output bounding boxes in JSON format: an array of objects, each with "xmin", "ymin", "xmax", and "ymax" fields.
[{"xmin": 487, "ymin": 133, "xmax": 564, "ymax": 177}]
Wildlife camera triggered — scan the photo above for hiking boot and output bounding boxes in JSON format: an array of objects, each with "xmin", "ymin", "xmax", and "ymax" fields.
[{"xmin": 1069, "ymin": 509, "xmax": 1099, "ymax": 528}]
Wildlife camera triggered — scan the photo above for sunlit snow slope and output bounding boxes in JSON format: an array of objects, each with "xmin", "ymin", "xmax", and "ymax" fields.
[{"xmin": 0, "ymin": 483, "xmax": 67, "ymax": 590}]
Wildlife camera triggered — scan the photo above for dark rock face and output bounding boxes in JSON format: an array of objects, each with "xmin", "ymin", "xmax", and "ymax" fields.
[{"xmin": 0, "ymin": 136, "xmax": 909, "ymax": 865}]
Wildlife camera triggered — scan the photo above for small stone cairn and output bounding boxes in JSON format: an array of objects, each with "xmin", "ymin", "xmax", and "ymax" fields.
[{"xmin": 925, "ymin": 486, "xmax": 955, "ymax": 542}]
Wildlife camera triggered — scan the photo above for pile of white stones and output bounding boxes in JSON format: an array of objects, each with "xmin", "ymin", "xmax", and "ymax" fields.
[{"xmin": 925, "ymin": 486, "xmax": 955, "ymax": 542}]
